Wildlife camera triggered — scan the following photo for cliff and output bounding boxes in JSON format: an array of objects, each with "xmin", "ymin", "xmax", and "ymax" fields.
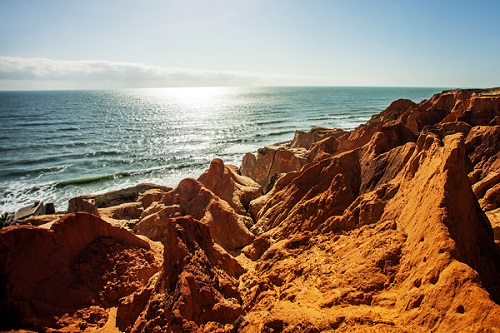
[{"xmin": 1, "ymin": 88, "xmax": 500, "ymax": 332}]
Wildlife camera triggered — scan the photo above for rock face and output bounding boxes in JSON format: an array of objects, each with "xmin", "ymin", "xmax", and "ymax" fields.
[
  {"xmin": 240, "ymin": 147, "xmax": 307, "ymax": 192},
  {"xmin": 198, "ymin": 158, "xmax": 262, "ymax": 217},
  {"xmin": 236, "ymin": 88, "xmax": 500, "ymax": 332},
  {"xmin": 0, "ymin": 212, "xmax": 161, "ymax": 332},
  {"xmin": 68, "ymin": 183, "xmax": 172, "ymax": 229},
  {"xmin": 2, "ymin": 88, "xmax": 500, "ymax": 332},
  {"xmin": 135, "ymin": 176, "xmax": 255, "ymax": 252},
  {"xmin": 290, "ymin": 127, "xmax": 346, "ymax": 150},
  {"xmin": 117, "ymin": 216, "xmax": 245, "ymax": 333},
  {"xmin": 239, "ymin": 132, "xmax": 500, "ymax": 332}
]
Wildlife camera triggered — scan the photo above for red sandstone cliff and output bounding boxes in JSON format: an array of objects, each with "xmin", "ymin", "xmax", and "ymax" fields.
[{"xmin": 1, "ymin": 88, "xmax": 500, "ymax": 332}]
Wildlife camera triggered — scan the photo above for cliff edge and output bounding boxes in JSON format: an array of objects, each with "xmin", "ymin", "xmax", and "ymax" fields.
[{"xmin": 1, "ymin": 88, "xmax": 500, "ymax": 332}]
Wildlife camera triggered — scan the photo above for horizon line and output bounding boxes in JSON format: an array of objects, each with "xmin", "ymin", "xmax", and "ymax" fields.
[{"xmin": 0, "ymin": 85, "xmax": 462, "ymax": 93}]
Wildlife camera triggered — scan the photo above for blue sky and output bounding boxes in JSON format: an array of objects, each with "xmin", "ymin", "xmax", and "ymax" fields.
[{"xmin": 0, "ymin": 0, "xmax": 499, "ymax": 89}]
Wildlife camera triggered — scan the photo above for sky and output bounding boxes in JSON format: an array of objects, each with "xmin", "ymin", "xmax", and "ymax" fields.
[{"xmin": 0, "ymin": 0, "xmax": 499, "ymax": 90}]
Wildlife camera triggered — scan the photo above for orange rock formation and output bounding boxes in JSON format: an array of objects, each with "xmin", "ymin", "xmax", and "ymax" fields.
[{"xmin": 1, "ymin": 88, "xmax": 499, "ymax": 332}]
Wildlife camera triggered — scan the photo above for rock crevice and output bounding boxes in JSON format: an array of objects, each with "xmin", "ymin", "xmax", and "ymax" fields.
[{"xmin": 2, "ymin": 88, "xmax": 500, "ymax": 332}]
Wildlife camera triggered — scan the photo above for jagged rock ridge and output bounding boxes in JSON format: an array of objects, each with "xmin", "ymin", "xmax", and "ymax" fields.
[{"xmin": 1, "ymin": 88, "xmax": 500, "ymax": 332}]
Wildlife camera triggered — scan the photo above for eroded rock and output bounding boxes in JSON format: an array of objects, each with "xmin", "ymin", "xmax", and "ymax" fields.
[
  {"xmin": 136, "ymin": 178, "xmax": 254, "ymax": 252},
  {"xmin": 5, "ymin": 88, "xmax": 500, "ymax": 333},
  {"xmin": 239, "ymin": 132, "xmax": 500, "ymax": 332},
  {"xmin": 0, "ymin": 212, "xmax": 161, "ymax": 331},
  {"xmin": 118, "ymin": 216, "xmax": 244, "ymax": 333},
  {"xmin": 198, "ymin": 158, "xmax": 261, "ymax": 216},
  {"xmin": 240, "ymin": 146, "xmax": 308, "ymax": 192}
]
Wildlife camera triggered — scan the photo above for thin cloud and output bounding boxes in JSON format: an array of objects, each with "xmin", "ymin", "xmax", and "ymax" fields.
[{"xmin": 0, "ymin": 56, "xmax": 326, "ymax": 90}]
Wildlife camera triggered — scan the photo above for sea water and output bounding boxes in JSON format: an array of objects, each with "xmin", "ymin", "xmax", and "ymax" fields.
[{"xmin": 0, "ymin": 86, "xmax": 443, "ymax": 213}]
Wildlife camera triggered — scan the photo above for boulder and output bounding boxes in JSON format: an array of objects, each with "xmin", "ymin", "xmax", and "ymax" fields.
[
  {"xmin": 67, "ymin": 195, "xmax": 99, "ymax": 215},
  {"xmin": 138, "ymin": 188, "xmax": 168, "ymax": 209},
  {"xmin": 13, "ymin": 200, "xmax": 46, "ymax": 221}
]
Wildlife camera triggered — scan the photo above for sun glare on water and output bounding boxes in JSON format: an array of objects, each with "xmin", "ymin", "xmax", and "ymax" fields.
[{"xmin": 132, "ymin": 87, "xmax": 237, "ymax": 116}]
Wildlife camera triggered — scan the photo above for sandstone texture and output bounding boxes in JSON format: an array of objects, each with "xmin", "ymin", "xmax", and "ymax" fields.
[
  {"xmin": 117, "ymin": 216, "xmax": 245, "ymax": 333},
  {"xmin": 1, "ymin": 88, "xmax": 500, "ymax": 332},
  {"xmin": 68, "ymin": 183, "xmax": 172, "ymax": 229},
  {"xmin": 0, "ymin": 213, "xmax": 161, "ymax": 332},
  {"xmin": 135, "ymin": 169, "xmax": 256, "ymax": 252}
]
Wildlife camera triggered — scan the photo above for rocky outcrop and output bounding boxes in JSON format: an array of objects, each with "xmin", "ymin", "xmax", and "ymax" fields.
[
  {"xmin": 249, "ymin": 129, "xmax": 414, "ymax": 238},
  {"xmin": 67, "ymin": 183, "xmax": 172, "ymax": 229},
  {"xmin": 0, "ymin": 212, "xmax": 161, "ymax": 332},
  {"xmin": 367, "ymin": 98, "xmax": 418, "ymax": 126},
  {"xmin": 290, "ymin": 126, "xmax": 346, "ymax": 149},
  {"xmin": 237, "ymin": 90, "xmax": 500, "ymax": 331},
  {"xmin": 466, "ymin": 125, "xmax": 500, "ymax": 181},
  {"xmin": 236, "ymin": 88, "xmax": 500, "ymax": 332},
  {"xmin": 240, "ymin": 146, "xmax": 307, "ymax": 192},
  {"xmin": 3, "ymin": 88, "xmax": 500, "ymax": 332},
  {"xmin": 198, "ymin": 158, "xmax": 262, "ymax": 217},
  {"xmin": 20, "ymin": 213, "xmax": 63, "ymax": 227},
  {"xmin": 394, "ymin": 89, "xmax": 500, "ymax": 133},
  {"xmin": 240, "ymin": 127, "xmax": 350, "ymax": 192},
  {"xmin": 117, "ymin": 216, "xmax": 245, "ymax": 332},
  {"xmin": 136, "ymin": 177, "xmax": 255, "ymax": 252}
]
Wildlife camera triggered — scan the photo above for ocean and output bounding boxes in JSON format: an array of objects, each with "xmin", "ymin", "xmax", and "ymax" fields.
[{"xmin": 0, "ymin": 86, "xmax": 443, "ymax": 213}]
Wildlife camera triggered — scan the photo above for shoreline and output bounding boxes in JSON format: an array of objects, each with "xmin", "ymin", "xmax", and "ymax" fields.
[
  {"xmin": 1, "ymin": 87, "xmax": 500, "ymax": 332},
  {"xmin": 0, "ymin": 87, "xmax": 445, "ymax": 215}
]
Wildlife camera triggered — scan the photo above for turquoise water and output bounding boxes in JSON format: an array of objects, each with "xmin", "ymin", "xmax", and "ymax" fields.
[{"xmin": 0, "ymin": 86, "xmax": 443, "ymax": 212}]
